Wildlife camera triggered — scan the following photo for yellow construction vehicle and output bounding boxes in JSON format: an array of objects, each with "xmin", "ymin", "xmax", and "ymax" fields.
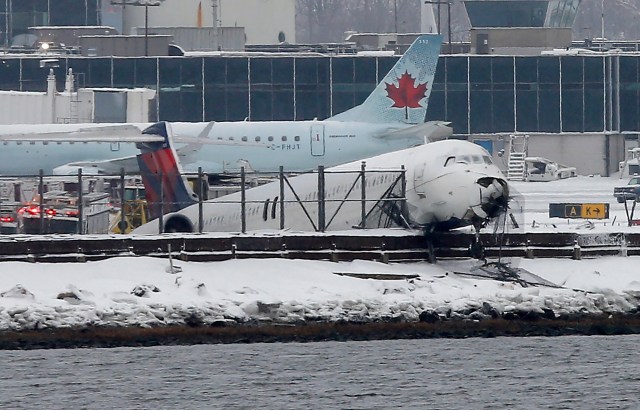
[{"xmin": 110, "ymin": 185, "xmax": 149, "ymax": 234}]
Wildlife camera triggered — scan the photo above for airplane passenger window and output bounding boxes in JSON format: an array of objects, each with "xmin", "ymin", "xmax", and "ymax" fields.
[
  {"xmin": 282, "ymin": 136, "xmax": 287, "ymax": 141},
  {"xmin": 294, "ymin": 136, "xmax": 300, "ymax": 142},
  {"xmin": 229, "ymin": 136, "xmax": 234, "ymax": 141},
  {"xmin": 445, "ymin": 156, "xmax": 455, "ymax": 166},
  {"xmin": 255, "ymin": 136, "xmax": 261, "ymax": 142},
  {"xmin": 242, "ymin": 136, "xmax": 248, "ymax": 142},
  {"xmin": 268, "ymin": 136, "xmax": 274, "ymax": 142}
]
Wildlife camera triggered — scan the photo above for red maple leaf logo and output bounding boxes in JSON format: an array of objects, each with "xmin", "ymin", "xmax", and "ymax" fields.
[{"xmin": 385, "ymin": 71, "xmax": 428, "ymax": 109}]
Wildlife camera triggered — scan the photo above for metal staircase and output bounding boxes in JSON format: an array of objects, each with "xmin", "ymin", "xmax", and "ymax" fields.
[{"xmin": 507, "ymin": 134, "xmax": 529, "ymax": 181}]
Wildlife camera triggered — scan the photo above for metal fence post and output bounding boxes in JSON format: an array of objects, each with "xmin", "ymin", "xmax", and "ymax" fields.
[
  {"xmin": 360, "ymin": 161, "xmax": 366, "ymax": 229},
  {"xmin": 318, "ymin": 165, "xmax": 325, "ymax": 232},
  {"xmin": 241, "ymin": 166, "xmax": 246, "ymax": 233},
  {"xmin": 77, "ymin": 168, "xmax": 83, "ymax": 235},
  {"xmin": 400, "ymin": 165, "xmax": 407, "ymax": 216},
  {"xmin": 38, "ymin": 169, "xmax": 44, "ymax": 234},
  {"xmin": 158, "ymin": 172, "xmax": 164, "ymax": 234},
  {"xmin": 198, "ymin": 166, "xmax": 204, "ymax": 233},
  {"xmin": 119, "ymin": 168, "xmax": 126, "ymax": 234},
  {"xmin": 279, "ymin": 165, "xmax": 285, "ymax": 230}
]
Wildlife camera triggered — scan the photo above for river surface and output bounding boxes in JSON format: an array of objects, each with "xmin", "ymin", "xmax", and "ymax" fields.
[{"xmin": 1, "ymin": 335, "xmax": 639, "ymax": 409}]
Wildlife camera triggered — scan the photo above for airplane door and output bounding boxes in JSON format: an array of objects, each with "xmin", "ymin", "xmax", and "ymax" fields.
[
  {"xmin": 413, "ymin": 163, "xmax": 427, "ymax": 197},
  {"xmin": 310, "ymin": 124, "xmax": 325, "ymax": 156}
]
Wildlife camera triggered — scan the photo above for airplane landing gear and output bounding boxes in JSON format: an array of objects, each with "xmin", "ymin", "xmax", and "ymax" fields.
[{"xmin": 470, "ymin": 225, "xmax": 486, "ymax": 261}]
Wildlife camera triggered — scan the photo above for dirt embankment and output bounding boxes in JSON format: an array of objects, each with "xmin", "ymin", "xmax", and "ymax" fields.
[{"xmin": 2, "ymin": 313, "xmax": 640, "ymax": 350}]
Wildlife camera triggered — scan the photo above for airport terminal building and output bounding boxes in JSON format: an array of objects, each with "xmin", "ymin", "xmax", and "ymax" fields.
[{"xmin": 0, "ymin": 51, "xmax": 633, "ymax": 174}]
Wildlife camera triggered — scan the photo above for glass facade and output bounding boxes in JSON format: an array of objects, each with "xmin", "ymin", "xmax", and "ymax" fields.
[
  {"xmin": 463, "ymin": 0, "xmax": 580, "ymax": 29},
  {"xmin": 0, "ymin": 52, "xmax": 630, "ymax": 136},
  {"xmin": 464, "ymin": 1, "xmax": 549, "ymax": 28},
  {"xmin": 0, "ymin": 0, "xmax": 100, "ymax": 44}
]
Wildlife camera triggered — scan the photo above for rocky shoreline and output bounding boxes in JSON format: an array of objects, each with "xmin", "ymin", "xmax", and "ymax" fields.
[{"xmin": 2, "ymin": 312, "xmax": 640, "ymax": 350}]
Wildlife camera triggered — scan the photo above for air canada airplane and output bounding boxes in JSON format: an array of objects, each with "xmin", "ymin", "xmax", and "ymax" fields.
[
  {"xmin": 0, "ymin": 34, "xmax": 449, "ymax": 176},
  {"xmin": 132, "ymin": 122, "xmax": 509, "ymax": 235}
]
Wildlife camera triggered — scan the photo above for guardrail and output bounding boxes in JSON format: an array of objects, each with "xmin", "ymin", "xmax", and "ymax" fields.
[{"xmin": 0, "ymin": 231, "xmax": 639, "ymax": 263}]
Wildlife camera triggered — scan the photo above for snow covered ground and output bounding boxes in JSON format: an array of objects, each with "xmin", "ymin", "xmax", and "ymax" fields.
[{"xmin": 1, "ymin": 175, "xmax": 640, "ymax": 331}]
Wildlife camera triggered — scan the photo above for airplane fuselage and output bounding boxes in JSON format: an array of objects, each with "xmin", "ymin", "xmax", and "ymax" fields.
[
  {"xmin": 170, "ymin": 120, "xmax": 424, "ymax": 173},
  {"xmin": 134, "ymin": 140, "xmax": 509, "ymax": 235},
  {"xmin": 0, "ymin": 120, "xmax": 423, "ymax": 176}
]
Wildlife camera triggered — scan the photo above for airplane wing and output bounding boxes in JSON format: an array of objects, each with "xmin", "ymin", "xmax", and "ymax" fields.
[
  {"xmin": 0, "ymin": 124, "xmax": 164, "ymax": 143},
  {"xmin": 374, "ymin": 121, "xmax": 453, "ymax": 143}
]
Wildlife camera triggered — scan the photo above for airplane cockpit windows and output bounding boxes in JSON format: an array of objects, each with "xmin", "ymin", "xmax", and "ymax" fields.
[
  {"xmin": 483, "ymin": 155, "xmax": 493, "ymax": 165},
  {"xmin": 471, "ymin": 155, "xmax": 482, "ymax": 163},
  {"xmin": 444, "ymin": 156, "xmax": 455, "ymax": 167}
]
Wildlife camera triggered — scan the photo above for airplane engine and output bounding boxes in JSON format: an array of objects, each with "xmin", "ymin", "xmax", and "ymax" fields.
[{"xmin": 163, "ymin": 214, "xmax": 194, "ymax": 233}]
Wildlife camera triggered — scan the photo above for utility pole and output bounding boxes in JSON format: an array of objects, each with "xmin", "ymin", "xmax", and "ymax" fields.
[
  {"xmin": 394, "ymin": 0, "xmax": 398, "ymax": 33},
  {"xmin": 212, "ymin": 0, "xmax": 219, "ymax": 50}
]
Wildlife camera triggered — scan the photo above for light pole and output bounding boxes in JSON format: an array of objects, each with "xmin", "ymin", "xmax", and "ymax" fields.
[
  {"xmin": 424, "ymin": 0, "xmax": 452, "ymax": 53},
  {"xmin": 394, "ymin": 0, "xmax": 398, "ymax": 33},
  {"xmin": 600, "ymin": 0, "xmax": 605, "ymax": 39}
]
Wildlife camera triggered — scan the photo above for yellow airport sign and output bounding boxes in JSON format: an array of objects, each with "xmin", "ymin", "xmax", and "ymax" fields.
[
  {"xmin": 549, "ymin": 203, "xmax": 609, "ymax": 219},
  {"xmin": 581, "ymin": 203, "xmax": 608, "ymax": 219}
]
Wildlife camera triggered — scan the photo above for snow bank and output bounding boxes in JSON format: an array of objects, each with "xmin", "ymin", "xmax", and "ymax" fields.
[{"xmin": 0, "ymin": 256, "xmax": 639, "ymax": 331}]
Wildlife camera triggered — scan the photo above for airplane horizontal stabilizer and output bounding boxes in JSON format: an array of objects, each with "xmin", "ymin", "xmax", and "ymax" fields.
[
  {"xmin": 52, "ymin": 155, "xmax": 141, "ymax": 175},
  {"xmin": 374, "ymin": 121, "xmax": 453, "ymax": 142}
]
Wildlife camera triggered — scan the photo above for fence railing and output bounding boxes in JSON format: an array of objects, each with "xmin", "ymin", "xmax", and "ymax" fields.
[{"xmin": 0, "ymin": 165, "xmax": 408, "ymax": 235}]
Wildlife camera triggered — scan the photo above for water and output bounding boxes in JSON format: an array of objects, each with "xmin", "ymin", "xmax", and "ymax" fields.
[{"xmin": 1, "ymin": 335, "xmax": 639, "ymax": 409}]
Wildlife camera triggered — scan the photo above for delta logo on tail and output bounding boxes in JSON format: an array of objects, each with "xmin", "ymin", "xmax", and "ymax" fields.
[{"xmin": 385, "ymin": 70, "xmax": 429, "ymax": 119}]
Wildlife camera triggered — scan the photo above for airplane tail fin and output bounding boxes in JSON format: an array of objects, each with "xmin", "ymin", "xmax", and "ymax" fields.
[
  {"xmin": 328, "ymin": 34, "xmax": 443, "ymax": 124},
  {"xmin": 136, "ymin": 122, "xmax": 199, "ymax": 219}
]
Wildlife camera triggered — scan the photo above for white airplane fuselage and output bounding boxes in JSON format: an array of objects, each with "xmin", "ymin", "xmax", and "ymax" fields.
[
  {"xmin": 0, "ymin": 120, "xmax": 424, "ymax": 176},
  {"xmin": 133, "ymin": 140, "xmax": 509, "ymax": 234}
]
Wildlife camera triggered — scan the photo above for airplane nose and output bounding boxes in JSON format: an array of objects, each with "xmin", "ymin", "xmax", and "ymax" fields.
[{"xmin": 472, "ymin": 177, "xmax": 509, "ymax": 219}]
